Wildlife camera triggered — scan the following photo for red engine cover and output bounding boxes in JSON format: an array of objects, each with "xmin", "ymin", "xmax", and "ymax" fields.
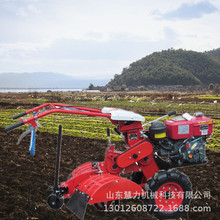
[{"xmin": 165, "ymin": 115, "xmax": 213, "ymax": 139}]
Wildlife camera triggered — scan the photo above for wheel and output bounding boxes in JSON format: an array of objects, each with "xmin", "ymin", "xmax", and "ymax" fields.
[
  {"xmin": 93, "ymin": 201, "xmax": 112, "ymax": 211},
  {"xmin": 144, "ymin": 169, "xmax": 192, "ymax": 219},
  {"xmin": 47, "ymin": 193, "xmax": 64, "ymax": 210},
  {"xmin": 131, "ymin": 172, "xmax": 145, "ymax": 184}
]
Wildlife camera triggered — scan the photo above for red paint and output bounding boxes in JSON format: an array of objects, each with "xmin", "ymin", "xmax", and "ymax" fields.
[
  {"xmin": 165, "ymin": 115, "xmax": 213, "ymax": 140},
  {"xmin": 155, "ymin": 182, "xmax": 184, "ymax": 211},
  {"xmin": 12, "ymin": 103, "xmax": 213, "ymax": 208}
]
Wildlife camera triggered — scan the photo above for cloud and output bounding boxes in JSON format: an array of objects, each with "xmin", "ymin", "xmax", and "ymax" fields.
[
  {"xmin": 159, "ymin": 1, "xmax": 218, "ymax": 20},
  {"xmin": 16, "ymin": 7, "xmax": 28, "ymax": 17},
  {"xmin": 0, "ymin": 28, "xmax": 179, "ymax": 78},
  {"xmin": 15, "ymin": 4, "xmax": 41, "ymax": 17},
  {"xmin": 0, "ymin": 29, "xmax": 179, "ymax": 61},
  {"xmin": 0, "ymin": 0, "xmax": 219, "ymax": 78},
  {"xmin": 27, "ymin": 5, "xmax": 41, "ymax": 14}
]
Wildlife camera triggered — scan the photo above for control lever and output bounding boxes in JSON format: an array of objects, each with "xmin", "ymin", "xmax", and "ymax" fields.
[
  {"xmin": 16, "ymin": 121, "xmax": 40, "ymax": 145},
  {"xmin": 17, "ymin": 124, "xmax": 34, "ymax": 145},
  {"xmin": 106, "ymin": 128, "xmax": 111, "ymax": 144},
  {"xmin": 140, "ymin": 130, "xmax": 148, "ymax": 139},
  {"xmin": 114, "ymin": 128, "xmax": 125, "ymax": 140},
  {"xmin": 142, "ymin": 111, "xmax": 176, "ymax": 127}
]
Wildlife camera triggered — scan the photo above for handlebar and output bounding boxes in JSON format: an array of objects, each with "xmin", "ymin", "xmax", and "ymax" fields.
[
  {"xmin": 5, "ymin": 120, "xmax": 24, "ymax": 132},
  {"xmin": 12, "ymin": 111, "xmax": 27, "ymax": 120}
]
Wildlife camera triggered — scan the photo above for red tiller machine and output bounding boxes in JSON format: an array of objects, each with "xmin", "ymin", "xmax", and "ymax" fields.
[{"xmin": 6, "ymin": 103, "xmax": 213, "ymax": 220}]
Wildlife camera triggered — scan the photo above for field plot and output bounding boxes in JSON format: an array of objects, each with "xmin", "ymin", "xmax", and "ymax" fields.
[
  {"xmin": 0, "ymin": 108, "xmax": 219, "ymax": 151},
  {"xmin": 0, "ymin": 91, "xmax": 219, "ymax": 220},
  {"xmin": 0, "ymin": 128, "xmax": 219, "ymax": 220},
  {"xmin": 0, "ymin": 91, "xmax": 219, "ymax": 151}
]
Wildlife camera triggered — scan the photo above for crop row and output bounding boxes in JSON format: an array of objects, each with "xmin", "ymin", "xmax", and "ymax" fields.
[
  {"xmin": 68, "ymin": 100, "xmax": 220, "ymax": 115},
  {"xmin": 0, "ymin": 109, "xmax": 219, "ymax": 151}
]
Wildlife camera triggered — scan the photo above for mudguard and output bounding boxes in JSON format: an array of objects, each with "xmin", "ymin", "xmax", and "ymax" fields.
[
  {"xmin": 66, "ymin": 173, "xmax": 145, "ymax": 219},
  {"xmin": 61, "ymin": 162, "xmax": 105, "ymax": 197},
  {"xmin": 77, "ymin": 173, "xmax": 144, "ymax": 203}
]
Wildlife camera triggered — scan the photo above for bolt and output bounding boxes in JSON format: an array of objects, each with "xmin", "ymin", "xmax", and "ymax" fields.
[
  {"xmin": 138, "ymin": 151, "xmax": 141, "ymax": 154},
  {"xmin": 139, "ymin": 169, "xmax": 142, "ymax": 172},
  {"xmin": 169, "ymin": 188, "xmax": 171, "ymax": 190},
  {"xmin": 84, "ymin": 185, "xmax": 86, "ymax": 187},
  {"xmin": 91, "ymin": 198, "xmax": 93, "ymax": 200},
  {"xmin": 159, "ymin": 200, "xmax": 161, "ymax": 202},
  {"xmin": 116, "ymin": 180, "xmax": 118, "ymax": 183},
  {"xmin": 172, "ymin": 202, "xmax": 174, "ymax": 204},
  {"xmin": 163, "ymin": 187, "xmax": 165, "ymax": 189},
  {"xmin": 175, "ymin": 189, "xmax": 177, "ymax": 191},
  {"xmin": 129, "ymin": 156, "xmax": 131, "ymax": 159}
]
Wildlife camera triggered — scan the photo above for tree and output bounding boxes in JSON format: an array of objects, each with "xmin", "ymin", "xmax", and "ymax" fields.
[
  {"xmin": 209, "ymin": 83, "xmax": 214, "ymax": 90},
  {"xmin": 121, "ymin": 84, "xmax": 127, "ymax": 91},
  {"xmin": 88, "ymin": 83, "xmax": 94, "ymax": 90}
]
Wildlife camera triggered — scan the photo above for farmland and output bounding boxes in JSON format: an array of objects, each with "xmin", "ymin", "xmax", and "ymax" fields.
[
  {"xmin": 0, "ymin": 91, "xmax": 220, "ymax": 220},
  {"xmin": 0, "ymin": 91, "xmax": 219, "ymax": 151}
]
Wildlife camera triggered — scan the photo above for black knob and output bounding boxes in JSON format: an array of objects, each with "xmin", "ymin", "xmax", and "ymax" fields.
[
  {"xmin": 144, "ymin": 156, "xmax": 149, "ymax": 161},
  {"xmin": 112, "ymin": 164, "xmax": 118, "ymax": 169},
  {"xmin": 133, "ymin": 154, "xmax": 138, "ymax": 159}
]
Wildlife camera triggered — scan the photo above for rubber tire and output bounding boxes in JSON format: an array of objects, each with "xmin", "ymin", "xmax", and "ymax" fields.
[
  {"xmin": 93, "ymin": 201, "xmax": 112, "ymax": 211},
  {"xmin": 144, "ymin": 169, "xmax": 192, "ymax": 220},
  {"xmin": 131, "ymin": 172, "xmax": 144, "ymax": 184},
  {"xmin": 47, "ymin": 193, "xmax": 64, "ymax": 210}
]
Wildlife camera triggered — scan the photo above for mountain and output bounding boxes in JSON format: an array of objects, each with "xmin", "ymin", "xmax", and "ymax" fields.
[
  {"xmin": 0, "ymin": 72, "xmax": 108, "ymax": 89},
  {"xmin": 204, "ymin": 48, "xmax": 220, "ymax": 63},
  {"xmin": 108, "ymin": 49, "xmax": 220, "ymax": 87}
]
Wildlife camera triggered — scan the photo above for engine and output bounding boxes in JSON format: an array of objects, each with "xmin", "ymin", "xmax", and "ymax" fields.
[{"xmin": 147, "ymin": 112, "xmax": 213, "ymax": 166}]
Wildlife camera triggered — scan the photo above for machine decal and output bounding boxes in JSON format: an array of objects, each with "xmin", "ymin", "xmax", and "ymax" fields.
[{"xmin": 178, "ymin": 124, "xmax": 189, "ymax": 134}]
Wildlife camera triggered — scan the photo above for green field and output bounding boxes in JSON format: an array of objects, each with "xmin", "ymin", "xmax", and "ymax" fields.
[{"xmin": 0, "ymin": 99, "xmax": 219, "ymax": 151}]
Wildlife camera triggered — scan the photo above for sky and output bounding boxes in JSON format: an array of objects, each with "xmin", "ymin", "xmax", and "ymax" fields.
[{"xmin": 0, "ymin": 0, "xmax": 219, "ymax": 81}]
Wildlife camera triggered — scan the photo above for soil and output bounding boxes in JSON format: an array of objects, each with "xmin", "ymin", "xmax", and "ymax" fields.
[{"xmin": 0, "ymin": 127, "xmax": 219, "ymax": 220}]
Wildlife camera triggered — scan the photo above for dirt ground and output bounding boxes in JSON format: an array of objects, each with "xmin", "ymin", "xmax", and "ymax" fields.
[{"xmin": 0, "ymin": 127, "xmax": 219, "ymax": 220}]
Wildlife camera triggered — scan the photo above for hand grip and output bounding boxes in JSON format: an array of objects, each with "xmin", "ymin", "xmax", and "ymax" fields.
[
  {"xmin": 168, "ymin": 111, "xmax": 176, "ymax": 116},
  {"xmin": 5, "ymin": 121, "xmax": 24, "ymax": 132},
  {"xmin": 12, "ymin": 112, "xmax": 27, "ymax": 120}
]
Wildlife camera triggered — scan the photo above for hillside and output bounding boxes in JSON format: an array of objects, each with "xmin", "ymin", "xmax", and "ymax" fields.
[
  {"xmin": 204, "ymin": 48, "xmax": 220, "ymax": 63},
  {"xmin": 108, "ymin": 49, "xmax": 220, "ymax": 87}
]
